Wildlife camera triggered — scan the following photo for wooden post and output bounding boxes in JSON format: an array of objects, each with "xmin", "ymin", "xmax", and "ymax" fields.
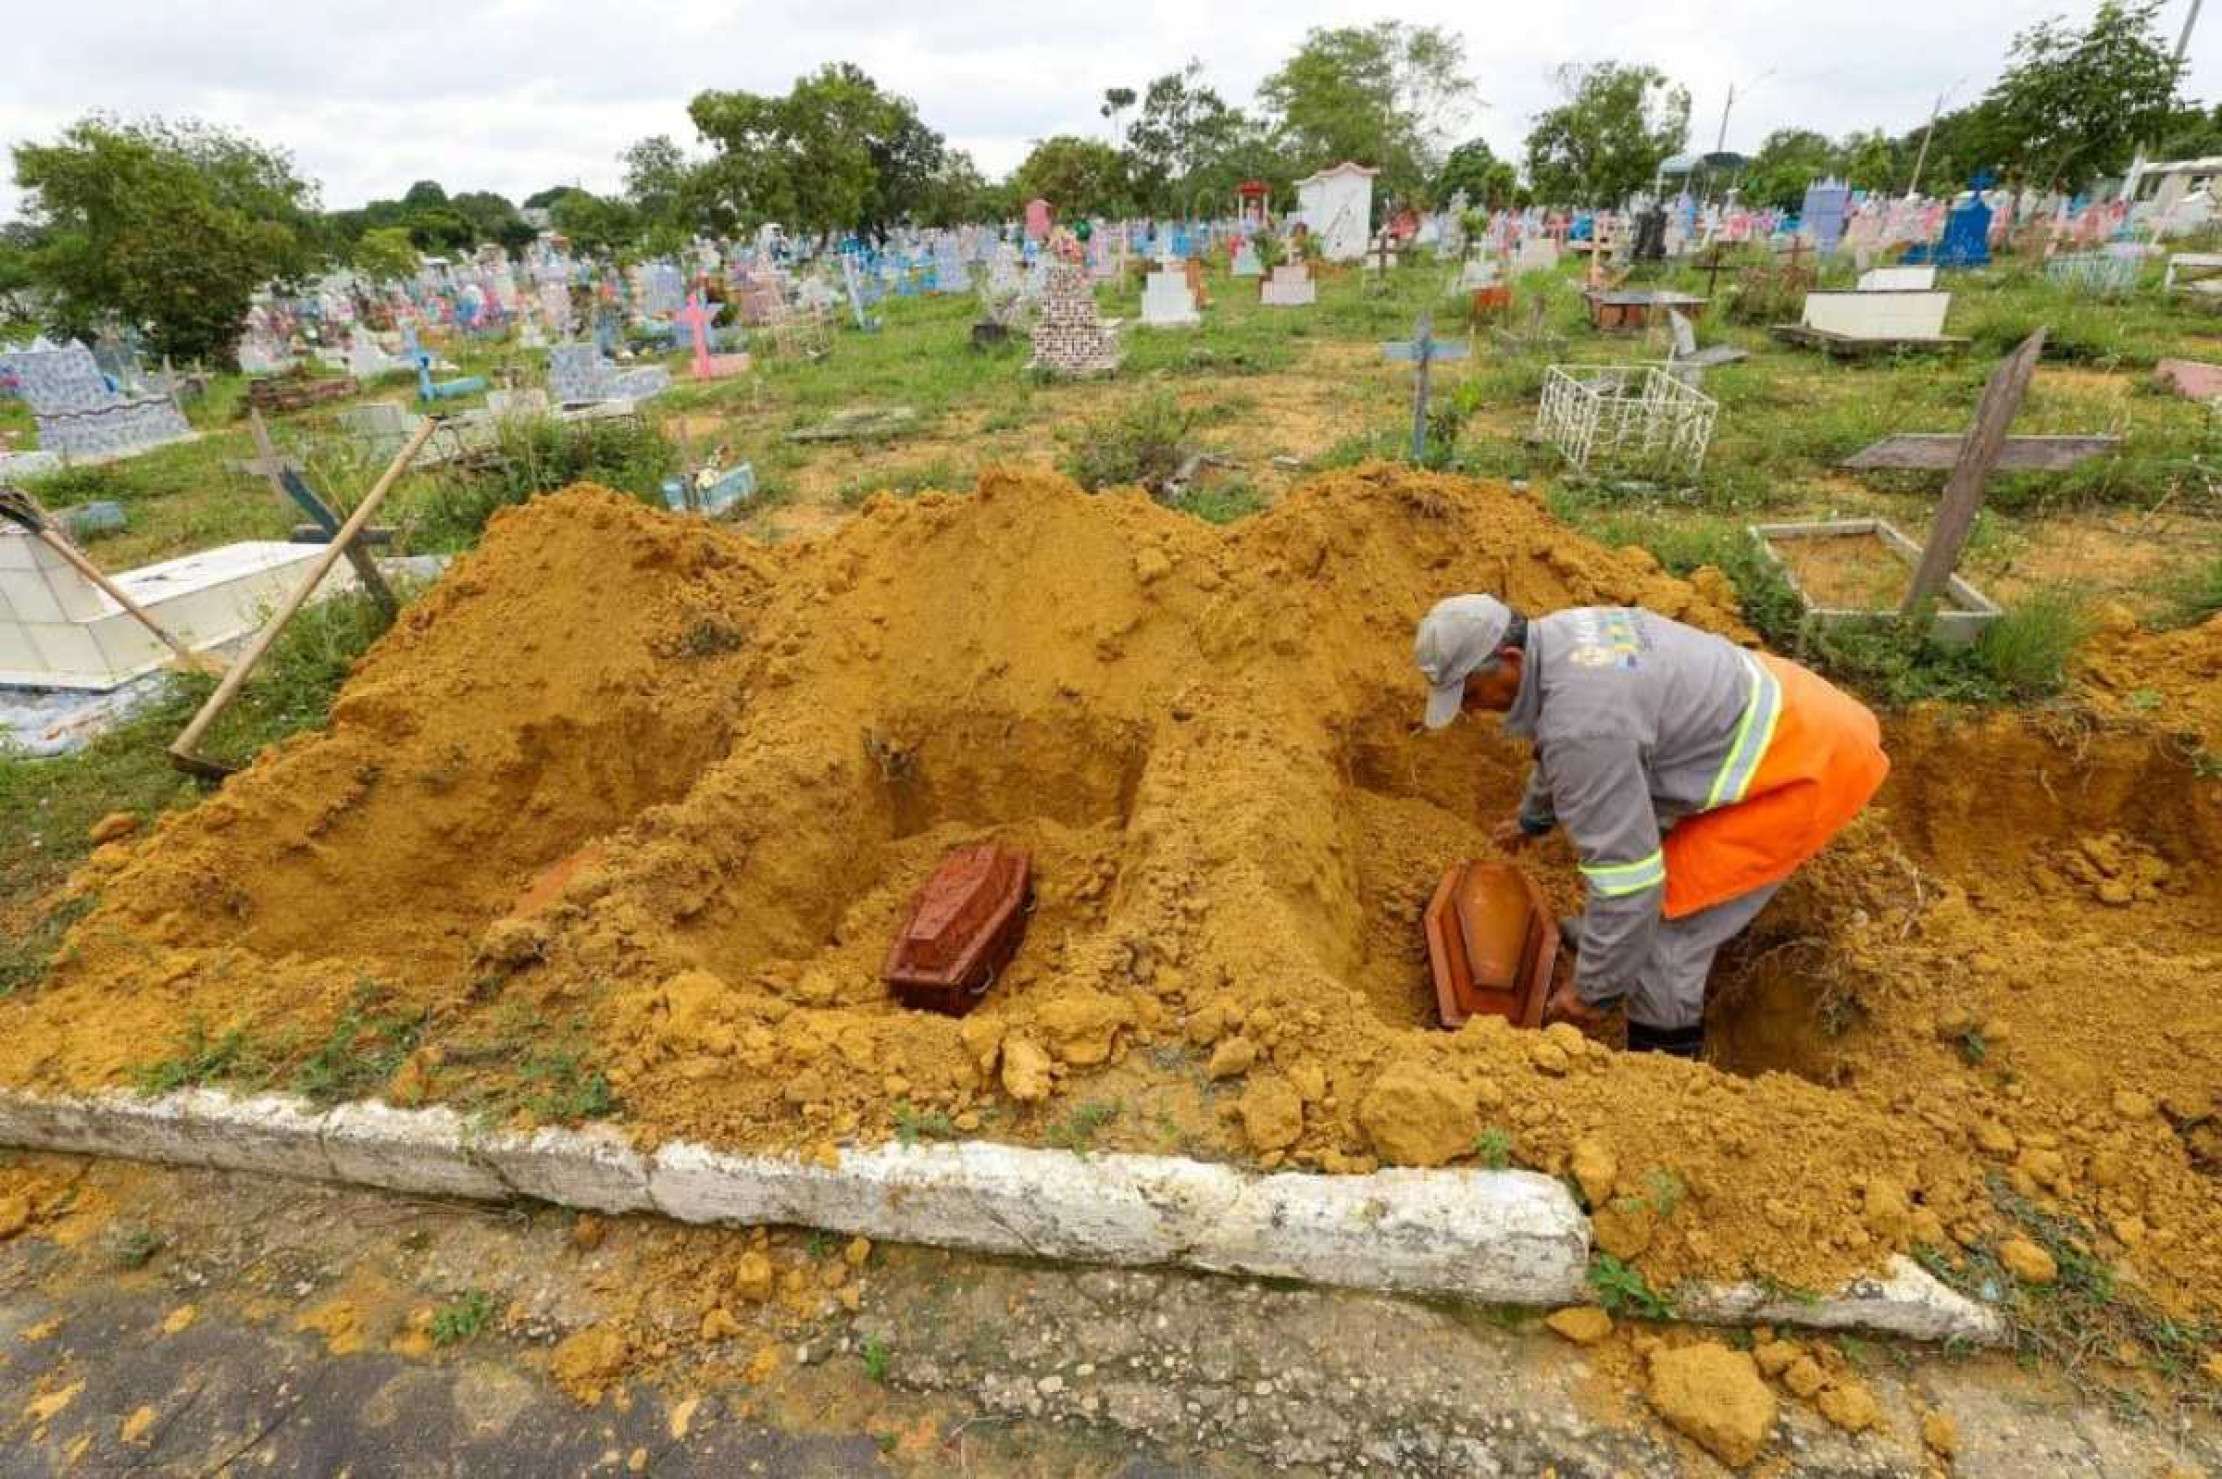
[
  {"xmin": 247, "ymin": 409, "xmax": 396, "ymax": 618},
  {"xmin": 168, "ymin": 417, "xmax": 435, "ymax": 778},
  {"xmin": 1901, "ymin": 328, "xmax": 2047, "ymax": 617}
]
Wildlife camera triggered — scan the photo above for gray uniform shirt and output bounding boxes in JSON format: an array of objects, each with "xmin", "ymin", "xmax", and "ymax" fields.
[{"xmin": 1500, "ymin": 607, "xmax": 1778, "ymax": 1005}]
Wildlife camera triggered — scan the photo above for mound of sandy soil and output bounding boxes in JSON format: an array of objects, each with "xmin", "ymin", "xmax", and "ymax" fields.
[{"xmin": 8, "ymin": 466, "xmax": 2219, "ymax": 1321}]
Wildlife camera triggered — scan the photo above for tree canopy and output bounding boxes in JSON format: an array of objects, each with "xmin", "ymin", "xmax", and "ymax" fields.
[
  {"xmin": 1523, "ymin": 63, "xmax": 1691, "ymax": 208},
  {"xmin": 1259, "ymin": 23, "xmax": 1474, "ymax": 201},
  {"xmin": 688, "ymin": 65, "xmax": 953, "ymax": 236},
  {"xmin": 1982, "ymin": 0, "xmax": 2180, "ymax": 190},
  {"xmin": 10, "ymin": 116, "xmax": 318, "ymax": 364}
]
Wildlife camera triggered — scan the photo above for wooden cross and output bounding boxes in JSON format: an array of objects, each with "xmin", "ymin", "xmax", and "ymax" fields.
[
  {"xmin": 1901, "ymin": 329, "xmax": 2047, "ymax": 616},
  {"xmin": 1382, "ymin": 311, "xmax": 1470, "ymax": 462},
  {"xmin": 245, "ymin": 409, "xmax": 396, "ymax": 617}
]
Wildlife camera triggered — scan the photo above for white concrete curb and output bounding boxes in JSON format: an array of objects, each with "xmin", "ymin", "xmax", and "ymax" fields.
[{"xmin": 0, "ymin": 1088, "xmax": 2007, "ymax": 1343}]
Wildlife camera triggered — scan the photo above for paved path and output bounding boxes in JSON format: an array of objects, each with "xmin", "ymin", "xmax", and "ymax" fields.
[{"xmin": 0, "ymin": 1154, "xmax": 2213, "ymax": 1476}]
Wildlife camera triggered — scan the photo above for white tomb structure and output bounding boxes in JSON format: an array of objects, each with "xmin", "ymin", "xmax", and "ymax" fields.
[
  {"xmin": 1, "ymin": 529, "xmax": 357, "ymax": 690},
  {"xmin": 1260, "ymin": 263, "xmax": 1316, "ymax": 308},
  {"xmin": 1799, "ymin": 290, "xmax": 1952, "ymax": 341},
  {"xmin": 1140, "ymin": 266, "xmax": 1201, "ymax": 327},
  {"xmin": 1294, "ymin": 162, "xmax": 1378, "ymax": 262},
  {"xmin": 1513, "ymin": 238, "xmax": 1561, "ymax": 275},
  {"xmin": 1856, "ymin": 266, "xmax": 1938, "ymax": 292}
]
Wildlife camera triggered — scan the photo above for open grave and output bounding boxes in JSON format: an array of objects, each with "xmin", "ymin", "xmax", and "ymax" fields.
[{"xmin": 2, "ymin": 466, "xmax": 2217, "ymax": 1331}]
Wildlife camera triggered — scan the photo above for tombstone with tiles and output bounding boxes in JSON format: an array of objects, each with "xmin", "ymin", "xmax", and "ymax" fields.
[
  {"xmin": 0, "ymin": 342, "xmax": 192, "ymax": 461},
  {"xmin": 1027, "ymin": 235, "xmax": 1120, "ymax": 376}
]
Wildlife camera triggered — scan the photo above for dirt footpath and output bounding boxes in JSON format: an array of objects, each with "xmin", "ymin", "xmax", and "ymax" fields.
[{"xmin": 0, "ymin": 1156, "xmax": 2214, "ymax": 1477}]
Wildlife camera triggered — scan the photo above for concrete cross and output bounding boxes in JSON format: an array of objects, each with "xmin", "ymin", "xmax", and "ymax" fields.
[
  {"xmin": 1382, "ymin": 311, "xmax": 1470, "ymax": 462},
  {"xmin": 675, "ymin": 292, "xmax": 715, "ymax": 378}
]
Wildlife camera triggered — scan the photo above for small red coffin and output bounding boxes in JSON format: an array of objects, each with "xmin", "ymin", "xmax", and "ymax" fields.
[{"xmin": 884, "ymin": 844, "xmax": 1033, "ymax": 1016}]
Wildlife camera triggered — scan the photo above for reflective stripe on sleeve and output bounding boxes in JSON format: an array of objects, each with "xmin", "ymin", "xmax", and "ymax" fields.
[
  {"xmin": 1579, "ymin": 849, "xmax": 1666, "ymax": 896},
  {"xmin": 1704, "ymin": 653, "xmax": 1784, "ymax": 810}
]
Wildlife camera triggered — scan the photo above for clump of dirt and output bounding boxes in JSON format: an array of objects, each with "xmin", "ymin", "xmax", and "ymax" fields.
[
  {"xmin": 4, "ymin": 464, "xmax": 2221, "ymax": 1327},
  {"xmin": 2078, "ymin": 606, "xmax": 2222, "ymax": 747}
]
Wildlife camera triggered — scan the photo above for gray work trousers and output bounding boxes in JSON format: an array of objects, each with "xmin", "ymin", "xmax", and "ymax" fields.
[{"xmin": 1624, "ymin": 881, "xmax": 1782, "ymax": 1031}]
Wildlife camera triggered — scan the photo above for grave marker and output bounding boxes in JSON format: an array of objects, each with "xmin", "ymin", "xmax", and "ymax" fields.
[{"xmin": 1382, "ymin": 312, "xmax": 1469, "ymax": 462}]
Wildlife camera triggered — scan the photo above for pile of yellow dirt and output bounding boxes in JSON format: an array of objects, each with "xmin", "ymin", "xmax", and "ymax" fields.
[
  {"xmin": 4, "ymin": 466, "xmax": 2219, "ymax": 1326},
  {"xmin": 2078, "ymin": 603, "xmax": 2222, "ymax": 747}
]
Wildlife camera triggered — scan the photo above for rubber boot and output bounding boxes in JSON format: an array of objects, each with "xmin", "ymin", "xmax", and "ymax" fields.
[{"xmin": 1624, "ymin": 1020, "xmax": 1705, "ymax": 1060}]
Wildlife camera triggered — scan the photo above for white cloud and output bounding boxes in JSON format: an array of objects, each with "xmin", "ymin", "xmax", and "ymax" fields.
[{"xmin": 4, "ymin": 0, "xmax": 2218, "ymax": 217}]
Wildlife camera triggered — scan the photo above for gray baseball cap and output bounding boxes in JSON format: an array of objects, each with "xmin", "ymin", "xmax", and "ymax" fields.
[{"xmin": 1414, "ymin": 594, "xmax": 1514, "ymax": 729}]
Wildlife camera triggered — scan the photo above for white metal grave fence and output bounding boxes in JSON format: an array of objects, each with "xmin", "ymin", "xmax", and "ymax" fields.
[
  {"xmin": 1537, "ymin": 365, "xmax": 1717, "ymax": 479},
  {"xmin": 2045, "ymin": 251, "xmax": 2141, "ymax": 297}
]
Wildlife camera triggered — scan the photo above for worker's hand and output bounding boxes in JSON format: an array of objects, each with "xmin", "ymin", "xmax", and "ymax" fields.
[
  {"xmin": 1492, "ymin": 819, "xmax": 1534, "ymax": 853},
  {"xmin": 1545, "ymin": 979, "xmax": 1609, "ymax": 1035}
]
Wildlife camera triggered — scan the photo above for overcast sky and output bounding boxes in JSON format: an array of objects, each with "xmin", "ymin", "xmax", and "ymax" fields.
[{"xmin": 4, "ymin": 0, "xmax": 2220, "ymax": 219}]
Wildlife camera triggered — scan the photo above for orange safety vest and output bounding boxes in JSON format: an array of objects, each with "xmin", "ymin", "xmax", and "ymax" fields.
[{"xmin": 1660, "ymin": 653, "xmax": 1888, "ymax": 919}]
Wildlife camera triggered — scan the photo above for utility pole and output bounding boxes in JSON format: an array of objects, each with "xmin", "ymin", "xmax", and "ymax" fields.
[
  {"xmin": 1905, "ymin": 78, "xmax": 1966, "ymax": 200},
  {"xmin": 1714, "ymin": 83, "xmax": 1738, "ymax": 155},
  {"xmin": 2176, "ymin": 0, "xmax": 2205, "ymax": 65}
]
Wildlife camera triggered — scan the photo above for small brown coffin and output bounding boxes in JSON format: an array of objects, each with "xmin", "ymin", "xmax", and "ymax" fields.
[
  {"xmin": 1423, "ymin": 860, "xmax": 1557, "ymax": 1030},
  {"xmin": 884, "ymin": 844, "xmax": 1033, "ymax": 1016}
]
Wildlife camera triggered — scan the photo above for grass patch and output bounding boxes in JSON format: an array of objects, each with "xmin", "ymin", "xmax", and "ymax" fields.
[
  {"xmin": 1062, "ymin": 389, "xmax": 1200, "ymax": 492},
  {"xmin": 0, "ymin": 893, "xmax": 97, "ymax": 997},
  {"xmin": 1175, "ymin": 477, "xmax": 1269, "ymax": 525},
  {"xmin": 1045, "ymin": 1100, "xmax": 1120, "ymax": 1157},
  {"xmin": 514, "ymin": 1048, "xmax": 618, "ymax": 1122},
  {"xmin": 1587, "ymin": 1253, "xmax": 1674, "ymax": 1320},
  {"xmin": 290, "ymin": 980, "xmax": 426, "ymax": 1106},
  {"xmin": 2160, "ymin": 556, "xmax": 2222, "ymax": 629},
  {"xmin": 132, "ymin": 1020, "xmax": 271, "ymax": 1096},
  {"xmin": 892, "ymin": 1102, "xmax": 957, "ymax": 1146},
  {"xmin": 412, "ymin": 413, "xmax": 675, "ymax": 550},
  {"xmin": 862, "ymin": 1333, "xmax": 891, "ymax": 1383},
  {"xmin": 1973, "ymin": 589, "xmax": 2093, "ymax": 699},
  {"xmin": 1921, "ymin": 1175, "xmax": 2222, "ymax": 1416},
  {"xmin": 430, "ymin": 1289, "xmax": 498, "ymax": 1346},
  {"xmin": 1472, "ymin": 1127, "xmax": 1513, "ymax": 1169}
]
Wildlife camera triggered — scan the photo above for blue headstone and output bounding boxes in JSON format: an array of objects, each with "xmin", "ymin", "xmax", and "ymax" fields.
[{"xmin": 1801, "ymin": 179, "xmax": 1851, "ymax": 256}]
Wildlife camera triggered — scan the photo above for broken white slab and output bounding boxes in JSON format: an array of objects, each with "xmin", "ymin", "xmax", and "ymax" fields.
[
  {"xmin": 1676, "ymin": 1255, "xmax": 2011, "ymax": 1345},
  {"xmin": 0, "ymin": 532, "xmax": 360, "ymax": 691},
  {"xmin": 0, "ymin": 1087, "xmax": 2009, "ymax": 1343}
]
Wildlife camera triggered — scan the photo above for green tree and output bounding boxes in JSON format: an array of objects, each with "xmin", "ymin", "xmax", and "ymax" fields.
[
  {"xmin": 1258, "ymin": 23, "xmax": 1475, "ymax": 197},
  {"xmin": 1835, "ymin": 130, "xmax": 1901, "ymax": 195},
  {"xmin": 915, "ymin": 151, "xmax": 992, "ymax": 228},
  {"xmin": 689, "ymin": 64, "xmax": 950, "ymax": 235},
  {"xmin": 1011, "ymin": 136, "xmax": 1132, "ymax": 218},
  {"xmin": 1743, "ymin": 127, "xmax": 1835, "ymax": 210},
  {"xmin": 1434, "ymin": 137, "xmax": 1517, "ymax": 209},
  {"xmin": 1981, "ymin": 0, "xmax": 2181, "ymax": 190},
  {"xmin": 1102, "ymin": 86, "xmax": 1137, "ymax": 139},
  {"xmin": 10, "ymin": 116, "xmax": 317, "ymax": 365},
  {"xmin": 450, "ymin": 190, "xmax": 536, "ymax": 253},
  {"xmin": 546, "ymin": 189, "xmax": 641, "ymax": 257},
  {"xmin": 1523, "ymin": 62, "xmax": 1691, "ymax": 207},
  {"xmin": 1121, "ymin": 62, "xmax": 1247, "ymax": 214},
  {"xmin": 352, "ymin": 225, "xmax": 421, "ymax": 284}
]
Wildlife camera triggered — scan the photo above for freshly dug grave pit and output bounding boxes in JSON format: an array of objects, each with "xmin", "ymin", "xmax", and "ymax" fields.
[{"xmin": 5, "ymin": 466, "xmax": 2220, "ymax": 1334}]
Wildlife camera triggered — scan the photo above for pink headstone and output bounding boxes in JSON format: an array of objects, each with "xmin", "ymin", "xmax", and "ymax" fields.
[
  {"xmin": 1025, "ymin": 198, "xmax": 1052, "ymax": 242},
  {"xmin": 2156, "ymin": 358, "xmax": 2222, "ymax": 402}
]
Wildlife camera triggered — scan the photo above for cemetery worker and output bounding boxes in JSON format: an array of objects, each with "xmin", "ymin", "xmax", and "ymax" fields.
[{"xmin": 1414, "ymin": 595, "xmax": 1888, "ymax": 1059}]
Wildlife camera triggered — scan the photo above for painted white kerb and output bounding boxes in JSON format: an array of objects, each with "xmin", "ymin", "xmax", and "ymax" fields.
[{"xmin": 0, "ymin": 1088, "xmax": 2007, "ymax": 1343}]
